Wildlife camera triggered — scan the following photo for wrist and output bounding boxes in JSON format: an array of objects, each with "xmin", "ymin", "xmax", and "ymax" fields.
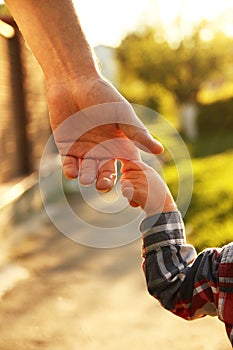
[
  {"xmin": 44, "ymin": 43, "xmax": 100, "ymax": 86},
  {"xmin": 145, "ymin": 194, "xmax": 177, "ymax": 217}
]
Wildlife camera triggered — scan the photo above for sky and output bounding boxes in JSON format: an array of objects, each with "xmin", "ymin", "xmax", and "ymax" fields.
[
  {"xmin": 1, "ymin": 0, "xmax": 233, "ymax": 46},
  {"xmin": 73, "ymin": 0, "xmax": 233, "ymax": 46}
]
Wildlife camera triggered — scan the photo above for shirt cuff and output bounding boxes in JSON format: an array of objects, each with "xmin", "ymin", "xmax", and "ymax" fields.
[{"xmin": 140, "ymin": 211, "xmax": 186, "ymax": 256}]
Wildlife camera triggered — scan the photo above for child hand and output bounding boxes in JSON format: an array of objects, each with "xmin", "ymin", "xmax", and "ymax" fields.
[{"xmin": 120, "ymin": 160, "xmax": 177, "ymax": 217}]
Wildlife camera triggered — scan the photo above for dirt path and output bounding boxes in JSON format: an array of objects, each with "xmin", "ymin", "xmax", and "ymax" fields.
[{"xmin": 0, "ymin": 201, "xmax": 231, "ymax": 350}]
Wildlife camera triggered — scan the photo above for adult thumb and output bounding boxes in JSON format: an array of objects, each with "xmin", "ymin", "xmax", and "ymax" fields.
[{"xmin": 120, "ymin": 122, "xmax": 163, "ymax": 155}]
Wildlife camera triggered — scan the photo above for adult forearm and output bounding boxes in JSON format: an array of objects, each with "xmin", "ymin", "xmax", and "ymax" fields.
[{"xmin": 5, "ymin": 0, "xmax": 99, "ymax": 83}]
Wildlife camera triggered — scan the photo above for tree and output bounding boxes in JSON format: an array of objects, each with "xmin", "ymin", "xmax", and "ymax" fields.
[{"xmin": 116, "ymin": 25, "xmax": 232, "ymax": 138}]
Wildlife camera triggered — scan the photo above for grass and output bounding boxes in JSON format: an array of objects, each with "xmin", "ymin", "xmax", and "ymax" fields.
[
  {"xmin": 186, "ymin": 131, "xmax": 233, "ymax": 158},
  {"xmin": 164, "ymin": 143, "xmax": 233, "ymax": 252},
  {"xmin": 184, "ymin": 150, "xmax": 233, "ymax": 251}
]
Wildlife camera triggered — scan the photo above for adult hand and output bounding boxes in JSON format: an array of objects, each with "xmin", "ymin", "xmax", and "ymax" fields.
[
  {"xmin": 5, "ymin": 0, "xmax": 163, "ymax": 192},
  {"xmin": 47, "ymin": 75, "xmax": 164, "ymax": 192}
]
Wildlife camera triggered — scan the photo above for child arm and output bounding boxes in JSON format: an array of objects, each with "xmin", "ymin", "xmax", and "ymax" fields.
[{"xmin": 120, "ymin": 160, "xmax": 233, "ymax": 345}]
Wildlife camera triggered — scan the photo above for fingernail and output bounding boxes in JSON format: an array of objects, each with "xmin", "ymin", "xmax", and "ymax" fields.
[
  {"xmin": 79, "ymin": 176, "xmax": 95, "ymax": 186},
  {"xmin": 96, "ymin": 178, "xmax": 113, "ymax": 192}
]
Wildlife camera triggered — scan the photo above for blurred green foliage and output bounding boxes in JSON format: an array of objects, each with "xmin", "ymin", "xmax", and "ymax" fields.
[
  {"xmin": 164, "ymin": 148, "xmax": 233, "ymax": 252},
  {"xmin": 188, "ymin": 131, "xmax": 233, "ymax": 158},
  {"xmin": 116, "ymin": 24, "xmax": 233, "ymax": 132},
  {"xmin": 117, "ymin": 25, "xmax": 233, "ymax": 106},
  {"xmin": 186, "ymin": 127, "xmax": 233, "ymax": 251},
  {"xmin": 0, "ymin": 4, "xmax": 10, "ymax": 16},
  {"xmin": 117, "ymin": 24, "xmax": 233, "ymax": 251},
  {"xmin": 197, "ymin": 98, "xmax": 233, "ymax": 134},
  {"xmin": 185, "ymin": 150, "xmax": 233, "ymax": 251}
]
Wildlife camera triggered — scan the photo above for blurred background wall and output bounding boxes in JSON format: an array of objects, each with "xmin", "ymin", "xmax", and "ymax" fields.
[{"xmin": 0, "ymin": 15, "xmax": 50, "ymax": 183}]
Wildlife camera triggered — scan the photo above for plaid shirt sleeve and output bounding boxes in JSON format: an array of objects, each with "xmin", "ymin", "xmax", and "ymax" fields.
[{"xmin": 140, "ymin": 211, "xmax": 233, "ymax": 346}]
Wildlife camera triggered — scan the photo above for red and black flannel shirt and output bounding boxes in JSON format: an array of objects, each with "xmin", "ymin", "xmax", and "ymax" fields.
[{"xmin": 140, "ymin": 211, "xmax": 233, "ymax": 346}]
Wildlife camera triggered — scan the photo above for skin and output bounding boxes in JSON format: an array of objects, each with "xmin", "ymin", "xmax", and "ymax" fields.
[
  {"xmin": 120, "ymin": 161, "xmax": 177, "ymax": 216},
  {"xmin": 5, "ymin": 0, "xmax": 163, "ymax": 192}
]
